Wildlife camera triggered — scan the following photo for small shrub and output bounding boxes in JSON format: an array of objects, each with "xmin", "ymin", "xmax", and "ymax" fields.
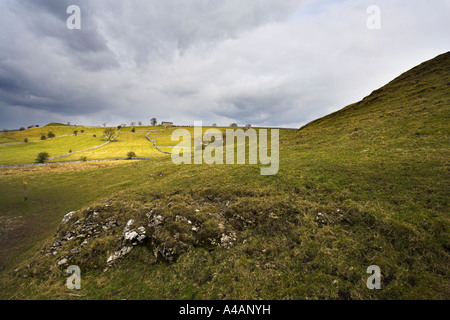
[
  {"xmin": 19, "ymin": 127, "xmax": 25, "ymax": 131},
  {"xmin": 47, "ymin": 131, "xmax": 55, "ymax": 138},
  {"xmin": 73, "ymin": 130, "xmax": 78, "ymax": 136},
  {"xmin": 24, "ymin": 138, "xmax": 28, "ymax": 143},
  {"xmin": 127, "ymin": 151, "xmax": 137, "ymax": 159},
  {"xmin": 131, "ymin": 127, "xmax": 136, "ymax": 133},
  {"xmin": 80, "ymin": 129, "xmax": 84, "ymax": 133},
  {"xmin": 36, "ymin": 152, "xmax": 50, "ymax": 163},
  {"xmin": 69, "ymin": 149, "xmax": 72, "ymax": 153},
  {"xmin": 80, "ymin": 156, "xmax": 88, "ymax": 162},
  {"xmin": 93, "ymin": 134, "xmax": 97, "ymax": 137},
  {"xmin": 40, "ymin": 135, "xmax": 46, "ymax": 140}
]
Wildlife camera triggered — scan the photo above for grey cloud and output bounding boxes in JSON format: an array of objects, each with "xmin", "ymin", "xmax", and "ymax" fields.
[
  {"xmin": 92, "ymin": 0, "xmax": 304, "ymax": 65},
  {"xmin": 14, "ymin": 0, "xmax": 118, "ymax": 70},
  {"xmin": 0, "ymin": 0, "xmax": 449, "ymax": 130},
  {"xmin": 0, "ymin": 57, "xmax": 103, "ymax": 115}
]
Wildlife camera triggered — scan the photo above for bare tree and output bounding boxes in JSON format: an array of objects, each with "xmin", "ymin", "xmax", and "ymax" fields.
[{"xmin": 104, "ymin": 127, "xmax": 116, "ymax": 141}]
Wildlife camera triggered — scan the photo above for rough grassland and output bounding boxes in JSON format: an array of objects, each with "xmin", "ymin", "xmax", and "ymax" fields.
[
  {"xmin": 0, "ymin": 136, "xmax": 104, "ymax": 165},
  {"xmin": 0, "ymin": 125, "xmax": 106, "ymax": 144},
  {"xmin": 0, "ymin": 126, "xmax": 165, "ymax": 165},
  {"xmin": 60, "ymin": 131, "xmax": 163, "ymax": 161},
  {"xmin": 0, "ymin": 52, "xmax": 448, "ymax": 300},
  {"xmin": 0, "ymin": 125, "xmax": 287, "ymax": 164}
]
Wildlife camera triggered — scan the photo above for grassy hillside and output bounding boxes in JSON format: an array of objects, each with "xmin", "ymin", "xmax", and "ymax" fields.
[
  {"xmin": 0, "ymin": 126, "xmax": 104, "ymax": 144},
  {"xmin": 0, "ymin": 125, "xmax": 287, "ymax": 164},
  {"xmin": 0, "ymin": 52, "xmax": 448, "ymax": 300},
  {"xmin": 0, "ymin": 136, "xmax": 105, "ymax": 165},
  {"xmin": 0, "ymin": 126, "xmax": 166, "ymax": 164},
  {"xmin": 60, "ymin": 131, "xmax": 163, "ymax": 161}
]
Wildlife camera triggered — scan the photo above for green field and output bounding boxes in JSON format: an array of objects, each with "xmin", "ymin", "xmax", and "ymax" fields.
[
  {"xmin": 0, "ymin": 136, "xmax": 106, "ymax": 165},
  {"xmin": 61, "ymin": 131, "xmax": 163, "ymax": 161},
  {"xmin": 0, "ymin": 53, "xmax": 448, "ymax": 299},
  {"xmin": 0, "ymin": 126, "xmax": 166, "ymax": 164},
  {"xmin": 0, "ymin": 125, "xmax": 286, "ymax": 164},
  {"xmin": 0, "ymin": 125, "xmax": 106, "ymax": 144}
]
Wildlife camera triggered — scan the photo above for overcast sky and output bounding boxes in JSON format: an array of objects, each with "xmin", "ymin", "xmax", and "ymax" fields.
[{"xmin": 0, "ymin": 0, "xmax": 449, "ymax": 129}]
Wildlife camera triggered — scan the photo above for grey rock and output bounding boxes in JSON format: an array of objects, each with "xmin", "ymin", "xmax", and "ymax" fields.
[
  {"xmin": 148, "ymin": 215, "xmax": 164, "ymax": 228},
  {"xmin": 107, "ymin": 246, "xmax": 133, "ymax": 264},
  {"xmin": 220, "ymin": 232, "xmax": 237, "ymax": 248},
  {"xmin": 62, "ymin": 211, "xmax": 76, "ymax": 224}
]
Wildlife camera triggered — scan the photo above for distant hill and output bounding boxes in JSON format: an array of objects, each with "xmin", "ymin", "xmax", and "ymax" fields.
[{"xmin": 44, "ymin": 122, "xmax": 70, "ymax": 126}]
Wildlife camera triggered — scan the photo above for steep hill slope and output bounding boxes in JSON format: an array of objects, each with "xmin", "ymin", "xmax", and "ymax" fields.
[{"xmin": 296, "ymin": 51, "xmax": 449, "ymax": 149}]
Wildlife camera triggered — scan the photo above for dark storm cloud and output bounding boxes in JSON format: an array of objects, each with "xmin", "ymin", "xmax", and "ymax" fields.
[
  {"xmin": 0, "ymin": 54, "xmax": 106, "ymax": 115},
  {"xmin": 0, "ymin": 0, "xmax": 306, "ymax": 128},
  {"xmin": 88, "ymin": 0, "xmax": 305, "ymax": 65},
  {"xmin": 0, "ymin": 0, "xmax": 449, "ymax": 129},
  {"xmin": 15, "ymin": 0, "xmax": 118, "ymax": 70},
  {"xmin": 0, "ymin": 0, "xmax": 119, "ymax": 120},
  {"xmin": 20, "ymin": 0, "xmax": 107, "ymax": 52}
]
